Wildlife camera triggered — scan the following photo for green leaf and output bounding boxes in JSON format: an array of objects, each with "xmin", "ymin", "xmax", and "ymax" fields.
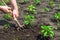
[
  {"xmin": 50, "ymin": 34, "xmax": 54, "ymax": 38},
  {"xmin": 4, "ymin": 23, "xmax": 10, "ymax": 29},
  {"xmin": 31, "ymin": 16, "xmax": 34, "ymax": 18},
  {"xmin": 41, "ymin": 26, "xmax": 44, "ymax": 29},
  {"xmin": 44, "ymin": 32, "xmax": 48, "ymax": 37},
  {"xmin": 24, "ymin": 21, "xmax": 29, "ymax": 25},
  {"xmin": 50, "ymin": 31, "xmax": 54, "ymax": 35},
  {"xmin": 41, "ymin": 30, "xmax": 45, "ymax": 33},
  {"xmin": 49, "ymin": 1, "xmax": 55, "ymax": 7},
  {"xmin": 4, "ymin": 13, "xmax": 12, "ymax": 20},
  {"xmin": 30, "ymin": 8, "xmax": 32, "ymax": 11}
]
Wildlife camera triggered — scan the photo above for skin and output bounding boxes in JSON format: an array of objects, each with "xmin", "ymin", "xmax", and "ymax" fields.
[{"xmin": 0, "ymin": 0, "xmax": 19, "ymax": 19}]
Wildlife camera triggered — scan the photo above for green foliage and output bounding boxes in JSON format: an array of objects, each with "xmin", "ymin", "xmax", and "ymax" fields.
[
  {"xmin": 42, "ymin": 7, "xmax": 50, "ymax": 12},
  {"xmin": 5, "ymin": 0, "xmax": 9, "ymax": 3},
  {"xmin": 49, "ymin": 1, "xmax": 55, "ymax": 7},
  {"xmin": 40, "ymin": 25, "xmax": 54, "ymax": 38},
  {"xmin": 0, "ymin": 0, "xmax": 9, "ymax": 6},
  {"xmin": 34, "ymin": 0, "xmax": 41, "ymax": 5},
  {"xmin": 27, "ymin": 4, "xmax": 37, "ymax": 14},
  {"xmin": 54, "ymin": 12, "xmax": 60, "ymax": 21},
  {"xmin": 24, "ymin": 14, "xmax": 35, "ymax": 25},
  {"xmin": 3, "ymin": 12, "xmax": 12, "ymax": 20},
  {"xmin": 20, "ymin": 0, "xmax": 29, "ymax": 3},
  {"xmin": 0, "ymin": 0, "xmax": 4, "ymax": 6},
  {"xmin": 58, "ymin": 4, "xmax": 60, "ymax": 9},
  {"xmin": 4, "ymin": 23, "xmax": 10, "ymax": 29}
]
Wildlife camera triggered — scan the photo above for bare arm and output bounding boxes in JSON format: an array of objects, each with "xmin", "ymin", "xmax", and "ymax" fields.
[
  {"xmin": 10, "ymin": 0, "xmax": 18, "ymax": 10},
  {"xmin": 10, "ymin": 0, "xmax": 19, "ymax": 18}
]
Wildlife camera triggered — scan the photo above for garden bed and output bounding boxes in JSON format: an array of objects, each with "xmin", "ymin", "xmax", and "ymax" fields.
[{"xmin": 0, "ymin": 0, "xmax": 60, "ymax": 40}]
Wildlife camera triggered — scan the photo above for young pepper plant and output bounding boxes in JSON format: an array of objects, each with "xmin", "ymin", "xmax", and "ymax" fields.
[
  {"xmin": 40, "ymin": 25, "xmax": 54, "ymax": 38},
  {"xmin": 41, "ymin": 7, "xmax": 50, "ymax": 12},
  {"xmin": 24, "ymin": 14, "xmax": 35, "ymax": 28},
  {"xmin": 26, "ymin": 4, "xmax": 37, "ymax": 14},
  {"xmin": 49, "ymin": 1, "xmax": 55, "ymax": 7},
  {"xmin": 4, "ymin": 22, "xmax": 10, "ymax": 29},
  {"xmin": 57, "ymin": 4, "xmax": 60, "ymax": 9},
  {"xmin": 20, "ymin": 0, "xmax": 29, "ymax": 3},
  {"xmin": 34, "ymin": 0, "xmax": 41, "ymax": 5},
  {"xmin": 54, "ymin": 12, "xmax": 60, "ymax": 21},
  {"xmin": 53, "ymin": 4, "xmax": 60, "ymax": 10},
  {"xmin": 3, "ymin": 12, "xmax": 12, "ymax": 21}
]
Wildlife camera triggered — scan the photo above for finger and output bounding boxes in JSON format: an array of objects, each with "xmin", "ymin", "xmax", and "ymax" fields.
[
  {"xmin": 13, "ymin": 15, "xmax": 17, "ymax": 20},
  {"xmin": 12, "ymin": 13, "xmax": 15, "ymax": 19},
  {"xmin": 15, "ymin": 15, "xmax": 18, "ymax": 18},
  {"xmin": 5, "ymin": 9, "xmax": 9, "ymax": 12},
  {"xmin": 8, "ymin": 7, "xmax": 11, "ymax": 10}
]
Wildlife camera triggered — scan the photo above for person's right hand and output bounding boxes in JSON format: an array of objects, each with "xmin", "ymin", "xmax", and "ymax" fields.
[{"xmin": 1, "ymin": 6, "xmax": 11, "ymax": 13}]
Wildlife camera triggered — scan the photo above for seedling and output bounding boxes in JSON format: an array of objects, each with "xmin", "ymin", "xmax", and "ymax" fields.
[
  {"xmin": 20, "ymin": 0, "xmax": 29, "ymax": 3},
  {"xmin": 40, "ymin": 25, "xmax": 54, "ymax": 38},
  {"xmin": 27, "ymin": 4, "xmax": 37, "ymax": 14},
  {"xmin": 4, "ymin": 22, "xmax": 10, "ymax": 29},
  {"xmin": 3, "ymin": 12, "xmax": 12, "ymax": 20},
  {"xmin": 54, "ymin": 12, "xmax": 60, "ymax": 21},
  {"xmin": 49, "ymin": 1, "xmax": 55, "ymax": 7},
  {"xmin": 41, "ymin": 7, "xmax": 50, "ymax": 12},
  {"xmin": 57, "ymin": 4, "xmax": 60, "ymax": 9},
  {"xmin": 53, "ymin": 4, "xmax": 60, "ymax": 10},
  {"xmin": 24, "ymin": 14, "xmax": 35, "ymax": 28},
  {"xmin": 34, "ymin": 0, "xmax": 41, "ymax": 5}
]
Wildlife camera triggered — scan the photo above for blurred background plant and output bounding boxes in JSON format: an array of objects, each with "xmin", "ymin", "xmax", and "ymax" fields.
[
  {"xmin": 57, "ymin": 4, "xmax": 60, "ymax": 9},
  {"xmin": 24, "ymin": 14, "xmax": 35, "ymax": 28},
  {"xmin": 33, "ymin": 0, "xmax": 41, "ymax": 5},
  {"xmin": 3, "ymin": 12, "xmax": 12, "ymax": 21},
  {"xmin": 26, "ymin": 4, "xmax": 37, "ymax": 14},
  {"xmin": 53, "ymin": 12, "xmax": 60, "ymax": 21},
  {"xmin": 4, "ymin": 22, "xmax": 10, "ymax": 29},
  {"xmin": 41, "ymin": 7, "xmax": 50, "ymax": 12},
  {"xmin": 49, "ymin": 1, "xmax": 55, "ymax": 7},
  {"xmin": 20, "ymin": 0, "xmax": 29, "ymax": 3}
]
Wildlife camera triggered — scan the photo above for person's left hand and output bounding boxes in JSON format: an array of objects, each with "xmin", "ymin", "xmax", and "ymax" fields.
[{"xmin": 11, "ymin": 9, "xmax": 19, "ymax": 20}]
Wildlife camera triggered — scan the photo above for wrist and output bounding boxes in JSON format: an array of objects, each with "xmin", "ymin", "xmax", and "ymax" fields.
[
  {"xmin": 14, "ymin": 7, "xmax": 18, "ymax": 10},
  {"xmin": 14, "ymin": 8, "xmax": 18, "ymax": 11}
]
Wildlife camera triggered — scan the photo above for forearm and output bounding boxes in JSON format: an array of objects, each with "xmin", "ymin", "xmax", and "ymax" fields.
[{"xmin": 10, "ymin": 0, "xmax": 18, "ymax": 10}]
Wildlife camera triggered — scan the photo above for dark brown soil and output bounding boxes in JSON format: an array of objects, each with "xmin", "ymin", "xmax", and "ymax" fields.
[{"xmin": 0, "ymin": 0, "xmax": 60, "ymax": 40}]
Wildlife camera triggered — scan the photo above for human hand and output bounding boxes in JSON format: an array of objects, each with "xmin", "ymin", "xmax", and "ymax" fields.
[
  {"xmin": 0, "ymin": 6, "xmax": 11, "ymax": 13},
  {"xmin": 12, "ymin": 9, "xmax": 19, "ymax": 20}
]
